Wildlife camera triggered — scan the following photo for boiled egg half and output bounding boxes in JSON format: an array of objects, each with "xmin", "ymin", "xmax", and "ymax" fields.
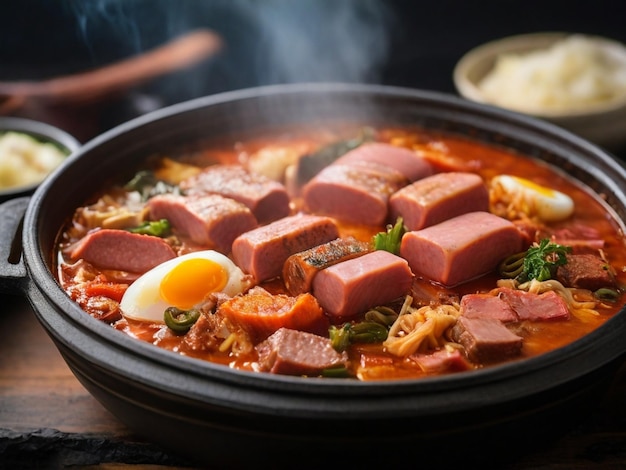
[
  {"xmin": 120, "ymin": 250, "xmax": 249, "ymax": 323},
  {"xmin": 491, "ymin": 175, "xmax": 575, "ymax": 222}
]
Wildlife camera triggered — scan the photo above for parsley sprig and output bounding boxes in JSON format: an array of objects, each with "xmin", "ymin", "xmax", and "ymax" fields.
[{"xmin": 522, "ymin": 239, "xmax": 571, "ymax": 282}]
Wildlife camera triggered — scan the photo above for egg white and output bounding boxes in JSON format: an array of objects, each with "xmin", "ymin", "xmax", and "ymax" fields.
[
  {"xmin": 492, "ymin": 174, "xmax": 574, "ymax": 222},
  {"xmin": 120, "ymin": 250, "xmax": 248, "ymax": 323}
]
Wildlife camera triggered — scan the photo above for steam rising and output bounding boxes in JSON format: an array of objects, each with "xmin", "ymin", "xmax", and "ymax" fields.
[
  {"xmin": 238, "ymin": 0, "xmax": 393, "ymax": 84},
  {"xmin": 65, "ymin": 0, "xmax": 394, "ymax": 97}
]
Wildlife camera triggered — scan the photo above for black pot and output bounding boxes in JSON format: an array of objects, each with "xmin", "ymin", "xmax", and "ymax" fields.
[{"xmin": 2, "ymin": 83, "xmax": 626, "ymax": 468}]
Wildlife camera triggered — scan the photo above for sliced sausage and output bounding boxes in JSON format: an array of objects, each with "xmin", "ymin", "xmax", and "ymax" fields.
[
  {"xmin": 302, "ymin": 162, "xmax": 407, "ymax": 225},
  {"xmin": 69, "ymin": 229, "xmax": 176, "ymax": 273},
  {"xmin": 255, "ymin": 327, "xmax": 349, "ymax": 376},
  {"xmin": 147, "ymin": 193, "xmax": 258, "ymax": 253},
  {"xmin": 312, "ymin": 250, "xmax": 413, "ymax": 320},
  {"xmin": 334, "ymin": 142, "xmax": 434, "ymax": 182},
  {"xmin": 282, "ymin": 237, "xmax": 371, "ymax": 296},
  {"xmin": 400, "ymin": 211, "xmax": 524, "ymax": 287},
  {"xmin": 232, "ymin": 214, "xmax": 339, "ymax": 282},
  {"xmin": 388, "ymin": 172, "xmax": 489, "ymax": 230},
  {"xmin": 180, "ymin": 164, "xmax": 291, "ymax": 224}
]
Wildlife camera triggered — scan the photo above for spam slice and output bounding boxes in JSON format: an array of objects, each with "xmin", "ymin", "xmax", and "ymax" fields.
[
  {"xmin": 232, "ymin": 214, "xmax": 339, "ymax": 282},
  {"xmin": 334, "ymin": 142, "xmax": 434, "ymax": 182},
  {"xmin": 388, "ymin": 172, "xmax": 489, "ymax": 230},
  {"xmin": 180, "ymin": 164, "xmax": 290, "ymax": 224},
  {"xmin": 312, "ymin": 250, "xmax": 413, "ymax": 320},
  {"xmin": 400, "ymin": 211, "xmax": 524, "ymax": 287},
  {"xmin": 302, "ymin": 162, "xmax": 406, "ymax": 226}
]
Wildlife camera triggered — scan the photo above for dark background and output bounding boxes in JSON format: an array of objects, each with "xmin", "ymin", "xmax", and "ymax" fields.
[{"xmin": 2, "ymin": 0, "xmax": 625, "ymax": 141}]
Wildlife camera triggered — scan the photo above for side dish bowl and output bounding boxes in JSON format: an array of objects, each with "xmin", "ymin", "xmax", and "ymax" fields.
[
  {"xmin": 1, "ymin": 83, "xmax": 626, "ymax": 468},
  {"xmin": 0, "ymin": 116, "xmax": 80, "ymax": 203},
  {"xmin": 453, "ymin": 32, "xmax": 626, "ymax": 152}
]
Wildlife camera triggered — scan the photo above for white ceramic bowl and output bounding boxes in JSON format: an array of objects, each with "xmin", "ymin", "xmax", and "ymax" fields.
[
  {"xmin": 0, "ymin": 117, "xmax": 80, "ymax": 202},
  {"xmin": 453, "ymin": 32, "xmax": 626, "ymax": 152}
]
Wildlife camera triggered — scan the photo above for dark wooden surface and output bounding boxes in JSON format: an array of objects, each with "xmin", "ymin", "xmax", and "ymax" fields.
[{"xmin": 1, "ymin": 292, "xmax": 626, "ymax": 469}]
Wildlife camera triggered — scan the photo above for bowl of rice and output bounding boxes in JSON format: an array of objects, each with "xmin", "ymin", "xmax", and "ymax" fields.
[
  {"xmin": 0, "ymin": 117, "xmax": 80, "ymax": 202},
  {"xmin": 453, "ymin": 32, "xmax": 626, "ymax": 152}
]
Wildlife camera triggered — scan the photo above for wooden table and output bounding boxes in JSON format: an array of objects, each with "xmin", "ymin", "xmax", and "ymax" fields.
[{"xmin": 1, "ymin": 292, "xmax": 626, "ymax": 469}]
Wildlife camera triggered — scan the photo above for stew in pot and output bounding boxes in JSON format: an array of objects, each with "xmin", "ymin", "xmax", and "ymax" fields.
[{"xmin": 55, "ymin": 125, "xmax": 626, "ymax": 380}]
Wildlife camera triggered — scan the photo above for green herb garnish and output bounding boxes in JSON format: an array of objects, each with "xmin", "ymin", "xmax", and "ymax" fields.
[
  {"xmin": 372, "ymin": 217, "xmax": 406, "ymax": 255},
  {"xmin": 522, "ymin": 239, "xmax": 571, "ymax": 281},
  {"xmin": 129, "ymin": 218, "xmax": 171, "ymax": 237}
]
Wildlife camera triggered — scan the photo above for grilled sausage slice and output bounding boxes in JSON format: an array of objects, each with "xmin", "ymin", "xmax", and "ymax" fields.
[{"xmin": 282, "ymin": 237, "xmax": 371, "ymax": 296}]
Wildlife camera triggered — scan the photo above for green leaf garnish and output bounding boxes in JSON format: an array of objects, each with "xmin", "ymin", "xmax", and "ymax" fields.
[
  {"xmin": 372, "ymin": 217, "xmax": 406, "ymax": 255},
  {"xmin": 520, "ymin": 239, "xmax": 571, "ymax": 282},
  {"xmin": 129, "ymin": 218, "xmax": 171, "ymax": 237}
]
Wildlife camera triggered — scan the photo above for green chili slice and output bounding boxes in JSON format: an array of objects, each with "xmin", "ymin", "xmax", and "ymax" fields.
[
  {"xmin": 329, "ymin": 319, "xmax": 390, "ymax": 352},
  {"xmin": 348, "ymin": 321, "xmax": 389, "ymax": 343},
  {"xmin": 129, "ymin": 218, "xmax": 171, "ymax": 237},
  {"xmin": 321, "ymin": 365, "xmax": 351, "ymax": 378},
  {"xmin": 329, "ymin": 324, "xmax": 352, "ymax": 352},
  {"xmin": 364, "ymin": 306, "xmax": 399, "ymax": 327},
  {"xmin": 498, "ymin": 251, "xmax": 526, "ymax": 279},
  {"xmin": 594, "ymin": 287, "xmax": 621, "ymax": 302},
  {"xmin": 164, "ymin": 307, "xmax": 201, "ymax": 334},
  {"xmin": 372, "ymin": 217, "xmax": 406, "ymax": 255}
]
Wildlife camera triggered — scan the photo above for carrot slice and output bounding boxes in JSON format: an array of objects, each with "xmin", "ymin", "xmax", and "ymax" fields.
[
  {"xmin": 84, "ymin": 281, "xmax": 129, "ymax": 302},
  {"xmin": 218, "ymin": 287, "xmax": 330, "ymax": 342}
]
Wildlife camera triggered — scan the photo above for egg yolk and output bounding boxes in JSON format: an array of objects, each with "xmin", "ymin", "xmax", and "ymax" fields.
[
  {"xmin": 512, "ymin": 176, "xmax": 555, "ymax": 197},
  {"xmin": 159, "ymin": 258, "xmax": 228, "ymax": 309}
]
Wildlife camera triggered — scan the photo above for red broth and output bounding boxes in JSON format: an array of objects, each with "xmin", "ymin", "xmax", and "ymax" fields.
[{"xmin": 56, "ymin": 126, "xmax": 626, "ymax": 380}]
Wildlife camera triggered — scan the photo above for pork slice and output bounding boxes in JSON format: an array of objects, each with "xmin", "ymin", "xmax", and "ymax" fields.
[
  {"xmin": 388, "ymin": 172, "xmax": 489, "ymax": 230},
  {"xmin": 556, "ymin": 253, "xmax": 616, "ymax": 290},
  {"xmin": 312, "ymin": 250, "xmax": 413, "ymax": 320},
  {"xmin": 232, "ymin": 214, "xmax": 339, "ymax": 283},
  {"xmin": 180, "ymin": 164, "xmax": 291, "ymax": 224},
  {"xmin": 147, "ymin": 193, "xmax": 258, "ymax": 254},
  {"xmin": 496, "ymin": 288, "xmax": 570, "ymax": 321},
  {"xmin": 460, "ymin": 293, "xmax": 518, "ymax": 323},
  {"xmin": 282, "ymin": 237, "xmax": 372, "ymax": 295},
  {"xmin": 334, "ymin": 142, "xmax": 434, "ymax": 182},
  {"xmin": 255, "ymin": 327, "xmax": 348, "ymax": 376},
  {"xmin": 69, "ymin": 228, "xmax": 176, "ymax": 274},
  {"xmin": 302, "ymin": 162, "xmax": 407, "ymax": 225},
  {"xmin": 450, "ymin": 316, "xmax": 523, "ymax": 363},
  {"xmin": 400, "ymin": 211, "xmax": 524, "ymax": 287}
]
